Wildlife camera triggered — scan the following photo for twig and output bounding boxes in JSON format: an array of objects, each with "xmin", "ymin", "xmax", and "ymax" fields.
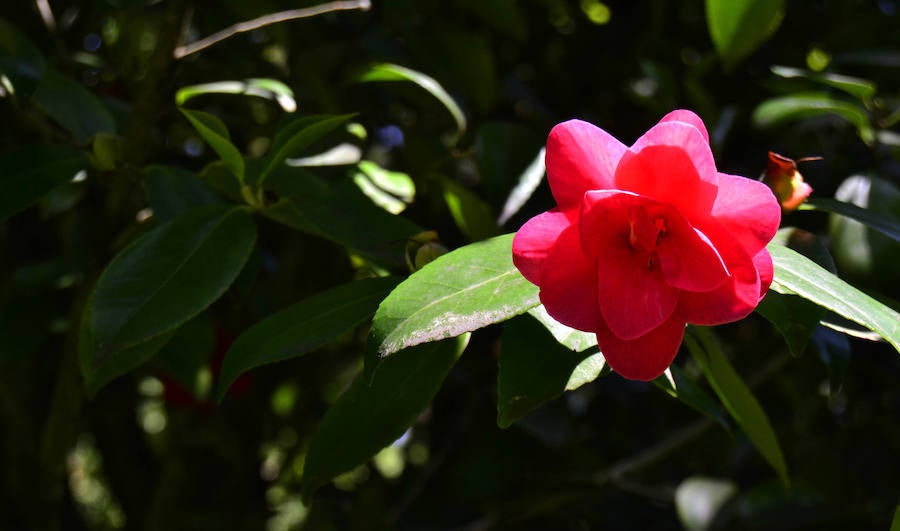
[{"xmin": 173, "ymin": 0, "xmax": 372, "ymax": 59}]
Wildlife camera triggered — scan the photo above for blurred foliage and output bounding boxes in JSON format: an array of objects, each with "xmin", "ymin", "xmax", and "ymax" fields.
[{"xmin": 1, "ymin": 1, "xmax": 899, "ymax": 530}]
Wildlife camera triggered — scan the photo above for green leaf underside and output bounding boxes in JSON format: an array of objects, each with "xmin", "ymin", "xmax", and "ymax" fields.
[
  {"xmin": 0, "ymin": 145, "xmax": 87, "ymax": 220},
  {"xmin": 804, "ymin": 197, "xmax": 900, "ymax": 244},
  {"xmin": 301, "ymin": 335, "xmax": 468, "ymax": 497},
  {"xmin": 527, "ymin": 304, "xmax": 596, "ymax": 352},
  {"xmin": 262, "ymin": 170, "xmax": 423, "ymax": 266},
  {"xmin": 180, "ymin": 108, "xmax": 245, "ymax": 182},
  {"xmin": 686, "ymin": 327, "xmax": 789, "ymax": 486},
  {"xmin": 768, "ymin": 243, "xmax": 900, "ymax": 353},
  {"xmin": 87, "ymin": 205, "xmax": 256, "ymax": 372},
  {"xmin": 706, "ymin": 0, "xmax": 785, "ymax": 68},
  {"xmin": 367, "ymin": 233, "xmax": 540, "ymax": 375},
  {"xmin": 216, "ymin": 276, "xmax": 400, "ymax": 402},
  {"xmin": 34, "ymin": 68, "xmax": 116, "ymax": 142},
  {"xmin": 497, "ymin": 315, "xmax": 603, "ymax": 428}
]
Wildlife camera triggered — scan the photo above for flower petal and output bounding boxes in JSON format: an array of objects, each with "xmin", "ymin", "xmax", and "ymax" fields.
[
  {"xmin": 615, "ymin": 122, "xmax": 718, "ymax": 221},
  {"xmin": 658, "ymin": 109, "xmax": 710, "ymax": 144},
  {"xmin": 711, "ymin": 173, "xmax": 781, "ymax": 256},
  {"xmin": 595, "ymin": 314, "xmax": 686, "ymax": 381},
  {"xmin": 753, "ymin": 248, "xmax": 774, "ymax": 298},
  {"xmin": 546, "ymin": 120, "xmax": 627, "ymax": 212},
  {"xmin": 579, "ymin": 192, "xmax": 679, "ymax": 339},
  {"xmin": 655, "ymin": 215, "xmax": 729, "ymax": 293},
  {"xmin": 538, "ymin": 223, "xmax": 600, "ymax": 332},
  {"xmin": 512, "ymin": 209, "xmax": 572, "ymax": 285},
  {"xmin": 677, "ymin": 220, "xmax": 762, "ymax": 325}
]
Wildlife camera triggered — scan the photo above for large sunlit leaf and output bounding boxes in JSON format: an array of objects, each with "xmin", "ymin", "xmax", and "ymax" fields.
[
  {"xmin": 768, "ymin": 243, "xmax": 900, "ymax": 354},
  {"xmin": 216, "ymin": 277, "xmax": 400, "ymax": 402},
  {"xmin": 770, "ymin": 65, "xmax": 877, "ymax": 104},
  {"xmin": 258, "ymin": 114, "xmax": 355, "ymax": 185},
  {"xmin": 34, "ymin": 68, "xmax": 116, "ymax": 143},
  {"xmin": 752, "ymin": 93, "xmax": 872, "ymax": 142},
  {"xmin": 706, "ymin": 0, "xmax": 785, "ymax": 68},
  {"xmin": 81, "ymin": 205, "xmax": 256, "ymax": 394},
  {"xmin": 301, "ymin": 335, "xmax": 468, "ymax": 497},
  {"xmin": 262, "ymin": 169, "xmax": 423, "ymax": 266},
  {"xmin": 367, "ymin": 233, "xmax": 540, "ymax": 376},
  {"xmin": 356, "ymin": 63, "xmax": 467, "ymax": 144},
  {"xmin": 0, "ymin": 144, "xmax": 87, "ymax": 220},
  {"xmin": 176, "ymin": 78, "xmax": 297, "ymax": 112},
  {"xmin": 497, "ymin": 315, "xmax": 603, "ymax": 428},
  {"xmin": 180, "ymin": 108, "xmax": 245, "ymax": 183},
  {"xmin": 686, "ymin": 327, "xmax": 789, "ymax": 486}
]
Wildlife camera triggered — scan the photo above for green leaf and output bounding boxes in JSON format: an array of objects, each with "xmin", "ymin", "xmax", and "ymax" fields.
[
  {"xmin": 262, "ymin": 170, "xmax": 423, "ymax": 266},
  {"xmin": 216, "ymin": 277, "xmax": 400, "ymax": 402},
  {"xmin": 176, "ymin": 78, "xmax": 297, "ymax": 112},
  {"xmin": 367, "ymin": 233, "xmax": 540, "ymax": 375},
  {"xmin": 258, "ymin": 114, "xmax": 355, "ymax": 185},
  {"xmin": 890, "ymin": 503, "xmax": 900, "ymax": 531},
  {"xmin": 756, "ymin": 228, "xmax": 833, "ymax": 357},
  {"xmin": 806, "ymin": 197, "xmax": 900, "ymax": 244},
  {"xmin": 301, "ymin": 335, "xmax": 468, "ymax": 497},
  {"xmin": 706, "ymin": 0, "xmax": 785, "ymax": 68},
  {"xmin": 179, "ymin": 108, "xmax": 245, "ymax": 183},
  {"xmin": 768, "ymin": 243, "xmax": 900, "ymax": 354},
  {"xmin": 686, "ymin": 327, "xmax": 789, "ymax": 486},
  {"xmin": 154, "ymin": 312, "xmax": 216, "ymax": 398},
  {"xmin": 33, "ymin": 68, "xmax": 116, "ymax": 143},
  {"xmin": 752, "ymin": 93, "xmax": 872, "ymax": 142},
  {"xmin": 497, "ymin": 315, "xmax": 602, "ymax": 428},
  {"xmin": 0, "ymin": 145, "xmax": 87, "ymax": 220},
  {"xmin": 82, "ymin": 205, "xmax": 257, "ymax": 393},
  {"xmin": 653, "ymin": 365, "xmax": 732, "ymax": 431},
  {"xmin": 497, "ymin": 147, "xmax": 545, "ymax": 225},
  {"xmin": 353, "ymin": 161, "xmax": 415, "ymax": 215},
  {"xmin": 144, "ymin": 165, "xmax": 220, "ymax": 222},
  {"xmin": 0, "ymin": 17, "xmax": 45, "ymax": 94},
  {"xmin": 441, "ymin": 177, "xmax": 498, "ymax": 242},
  {"xmin": 355, "ymin": 63, "xmax": 467, "ymax": 144},
  {"xmin": 527, "ymin": 304, "xmax": 595, "ymax": 352},
  {"xmin": 770, "ymin": 65, "xmax": 877, "ymax": 104}
]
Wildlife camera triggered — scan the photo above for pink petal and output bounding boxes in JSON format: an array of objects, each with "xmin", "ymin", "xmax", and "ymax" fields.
[
  {"xmin": 753, "ymin": 248, "xmax": 774, "ymax": 298},
  {"xmin": 711, "ymin": 173, "xmax": 781, "ymax": 256},
  {"xmin": 538, "ymin": 223, "xmax": 600, "ymax": 332},
  {"xmin": 579, "ymin": 191, "xmax": 679, "ymax": 340},
  {"xmin": 614, "ymin": 122, "xmax": 719, "ymax": 221},
  {"xmin": 545, "ymin": 120, "xmax": 627, "ymax": 212},
  {"xmin": 595, "ymin": 314, "xmax": 686, "ymax": 381},
  {"xmin": 512, "ymin": 209, "xmax": 572, "ymax": 285},
  {"xmin": 677, "ymin": 220, "xmax": 762, "ymax": 325},
  {"xmin": 658, "ymin": 109, "xmax": 710, "ymax": 144},
  {"xmin": 655, "ymin": 214, "xmax": 729, "ymax": 293}
]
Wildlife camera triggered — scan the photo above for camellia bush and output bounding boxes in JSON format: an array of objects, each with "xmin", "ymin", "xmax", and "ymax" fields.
[{"xmin": 1, "ymin": 1, "xmax": 899, "ymax": 530}]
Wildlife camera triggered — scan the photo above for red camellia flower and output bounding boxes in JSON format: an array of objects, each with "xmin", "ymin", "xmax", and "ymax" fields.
[{"xmin": 512, "ymin": 110, "xmax": 781, "ymax": 381}]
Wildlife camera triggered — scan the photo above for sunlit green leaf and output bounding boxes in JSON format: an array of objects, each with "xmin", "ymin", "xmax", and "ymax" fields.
[
  {"xmin": 497, "ymin": 147, "xmax": 545, "ymax": 225},
  {"xmin": 497, "ymin": 315, "xmax": 602, "ymax": 428},
  {"xmin": 216, "ymin": 277, "xmax": 399, "ymax": 401},
  {"xmin": 367, "ymin": 234, "xmax": 540, "ymax": 376},
  {"xmin": 34, "ymin": 68, "xmax": 116, "ymax": 143},
  {"xmin": 180, "ymin": 109, "xmax": 245, "ymax": 183},
  {"xmin": 770, "ymin": 65, "xmax": 877, "ymax": 104},
  {"xmin": 769, "ymin": 243, "xmax": 900, "ymax": 354},
  {"xmin": 706, "ymin": 0, "xmax": 785, "ymax": 68},
  {"xmin": 176, "ymin": 78, "xmax": 296, "ymax": 112},
  {"xmin": 353, "ymin": 161, "xmax": 415, "ymax": 214},
  {"xmin": 0, "ymin": 144, "xmax": 87, "ymax": 220},
  {"xmin": 686, "ymin": 327, "xmax": 789, "ymax": 486},
  {"xmin": 356, "ymin": 63, "xmax": 466, "ymax": 144},
  {"xmin": 752, "ymin": 93, "xmax": 872, "ymax": 142},
  {"xmin": 82, "ymin": 205, "xmax": 257, "ymax": 393},
  {"xmin": 301, "ymin": 335, "xmax": 468, "ymax": 497}
]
